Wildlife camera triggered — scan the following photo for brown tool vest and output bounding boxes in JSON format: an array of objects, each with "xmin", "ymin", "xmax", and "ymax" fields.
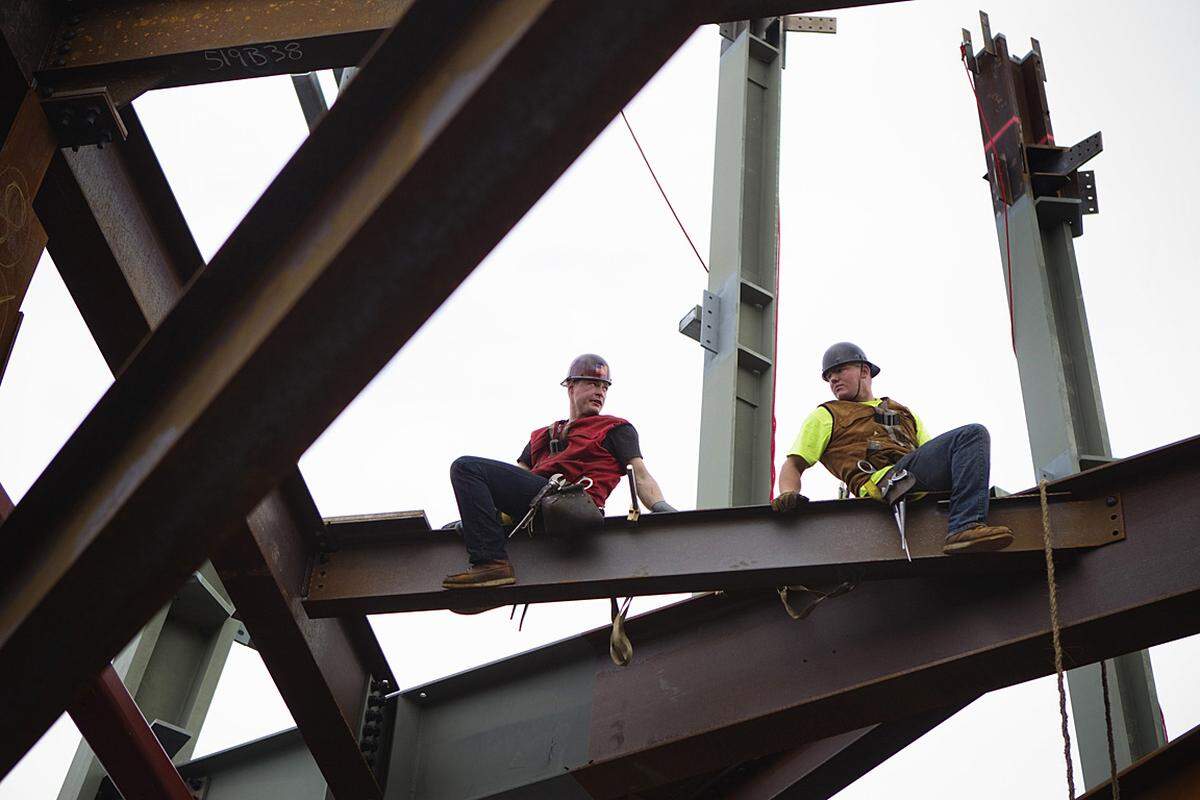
[{"xmin": 819, "ymin": 398, "xmax": 920, "ymax": 496}]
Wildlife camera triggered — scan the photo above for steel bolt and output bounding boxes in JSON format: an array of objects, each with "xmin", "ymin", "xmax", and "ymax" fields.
[
  {"xmin": 1105, "ymin": 496, "xmax": 1118, "ymax": 507},
  {"xmin": 363, "ymin": 723, "xmax": 380, "ymax": 737},
  {"xmin": 54, "ymin": 58, "xmax": 66, "ymax": 66},
  {"xmin": 58, "ymin": 44, "xmax": 71, "ymax": 54},
  {"xmin": 63, "ymin": 30, "xmax": 77, "ymax": 40},
  {"xmin": 69, "ymin": 16, "xmax": 82, "ymax": 24},
  {"xmin": 366, "ymin": 709, "xmax": 383, "ymax": 722},
  {"xmin": 378, "ymin": 679, "xmax": 392, "ymax": 692}
]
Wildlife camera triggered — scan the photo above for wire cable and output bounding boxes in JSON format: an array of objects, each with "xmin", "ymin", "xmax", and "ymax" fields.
[{"xmin": 619, "ymin": 110, "xmax": 709, "ymax": 273}]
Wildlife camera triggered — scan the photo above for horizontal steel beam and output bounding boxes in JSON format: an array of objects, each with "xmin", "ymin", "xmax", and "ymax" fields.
[
  {"xmin": 1079, "ymin": 722, "xmax": 1200, "ymax": 799},
  {"xmin": 365, "ymin": 437, "xmax": 1200, "ymax": 798},
  {"xmin": 34, "ymin": 0, "xmax": 406, "ymax": 105},
  {"xmin": 304, "ymin": 492, "xmax": 1123, "ymax": 615},
  {"xmin": 31, "ymin": 0, "xmax": 904, "ymax": 104}
]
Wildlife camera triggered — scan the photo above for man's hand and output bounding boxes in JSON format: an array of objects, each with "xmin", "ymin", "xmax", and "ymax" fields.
[
  {"xmin": 650, "ymin": 500, "xmax": 676, "ymax": 513},
  {"xmin": 771, "ymin": 491, "xmax": 809, "ymax": 512}
]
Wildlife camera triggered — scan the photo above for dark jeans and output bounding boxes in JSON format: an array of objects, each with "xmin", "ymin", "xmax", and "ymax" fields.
[
  {"xmin": 893, "ymin": 423, "xmax": 991, "ymax": 536},
  {"xmin": 450, "ymin": 456, "xmax": 549, "ymax": 564}
]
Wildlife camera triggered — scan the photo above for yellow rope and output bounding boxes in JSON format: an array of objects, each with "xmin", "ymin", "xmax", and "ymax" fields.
[{"xmin": 1040, "ymin": 479, "xmax": 1077, "ymax": 799}]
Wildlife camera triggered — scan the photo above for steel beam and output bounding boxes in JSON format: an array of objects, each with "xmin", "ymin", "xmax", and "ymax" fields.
[
  {"xmin": 304, "ymin": 491, "xmax": 1122, "ymax": 616},
  {"xmin": 212, "ymin": 472, "xmax": 394, "ymax": 799},
  {"xmin": 352, "ymin": 437, "xmax": 1200, "ymax": 799},
  {"xmin": 29, "ymin": 1, "xmax": 900, "ymax": 105},
  {"xmin": 694, "ymin": 19, "xmax": 783, "ymax": 508},
  {"xmin": 66, "ymin": 666, "xmax": 195, "ymax": 800},
  {"xmin": 715, "ymin": 707, "xmax": 963, "ymax": 800},
  {"xmin": 33, "ymin": 0, "xmax": 406, "ymax": 106},
  {"xmin": 1079, "ymin": 723, "xmax": 1200, "ymax": 800},
  {"xmin": 965, "ymin": 19, "xmax": 1165, "ymax": 786}
]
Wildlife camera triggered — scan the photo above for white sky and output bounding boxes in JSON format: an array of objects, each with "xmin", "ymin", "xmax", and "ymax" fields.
[{"xmin": 2, "ymin": 1, "xmax": 1199, "ymax": 797}]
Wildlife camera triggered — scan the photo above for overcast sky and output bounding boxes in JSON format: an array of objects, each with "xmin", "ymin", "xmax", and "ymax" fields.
[{"xmin": 2, "ymin": 1, "xmax": 1199, "ymax": 798}]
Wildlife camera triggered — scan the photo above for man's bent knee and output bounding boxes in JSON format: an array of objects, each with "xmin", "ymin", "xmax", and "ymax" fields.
[
  {"xmin": 959, "ymin": 423, "xmax": 989, "ymax": 442},
  {"xmin": 450, "ymin": 455, "xmax": 480, "ymax": 481}
]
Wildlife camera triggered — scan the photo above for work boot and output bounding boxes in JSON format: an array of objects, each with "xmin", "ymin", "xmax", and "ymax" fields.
[
  {"xmin": 442, "ymin": 560, "xmax": 516, "ymax": 589},
  {"xmin": 943, "ymin": 523, "xmax": 1014, "ymax": 554}
]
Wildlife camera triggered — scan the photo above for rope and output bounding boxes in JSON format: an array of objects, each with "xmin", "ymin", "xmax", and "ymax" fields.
[
  {"xmin": 777, "ymin": 581, "xmax": 856, "ymax": 621},
  {"xmin": 961, "ymin": 46, "xmax": 1017, "ymax": 355},
  {"xmin": 768, "ymin": 206, "xmax": 781, "ymax": 499},
  {"xmin": 619, "ymin": 110, "xmax": 709, "ymax": 273},
  {"xmin": 1040, "ymin": 479, "xmax": 1076, "ymax": 799},
  {"xmin": 1100, "ymin": 660, "xmax": 1121, "ymax": 798}
]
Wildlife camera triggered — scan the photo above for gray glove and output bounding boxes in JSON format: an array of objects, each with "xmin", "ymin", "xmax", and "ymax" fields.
[
  {"xmin": 650, "ymin": 500, "xmax": 677, "ymax": 513},
  {"xmin": 771, "ymin": 491, "xmax": 809, "ymax": 512}
]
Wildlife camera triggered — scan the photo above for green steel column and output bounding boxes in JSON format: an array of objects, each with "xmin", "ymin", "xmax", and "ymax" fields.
[
  {"xmin": 694, "ymin": 19, "xmax": 784, "ymax": 509},
  {"xmin": 965, "ymin": 17, "xmax": 1165, "ymax": 789},
  {"xmin": 56, "ymin": 564, "xmax": 239, "ymax": 800}
]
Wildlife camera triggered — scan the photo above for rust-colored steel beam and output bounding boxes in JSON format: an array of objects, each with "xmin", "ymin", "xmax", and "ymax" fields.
[
  {"xmin": 31, "ymin": 0, "xmax": 903, "ymax": 105},
  {"xmin": 34, "ymin": 0, "xmax": 406, "ymax": 105},
  {"xmin": 717, "ymin": 707, "xmax": 964, "ymax": 800},
  {"xmin": 213, "ymin": 472, "xmax": 393, "ymax": 799},
  {"xmin": 33, "ymin": 106, "xmax": 202, "ymax": 371},
  {"xmin": 368, "ymin": 437, "xmax": 1200, "ymax": 798},
  {"xmin": 1079, "ymin": 722, "xmax": 1200, "ymax": 800},
  {"xmin": 67, "ymin": 666, "xmax": 195, "ymax": 800},
  {"xmin": 305, "ymin": 491, "xmax": 1123, "ymax": 616}
]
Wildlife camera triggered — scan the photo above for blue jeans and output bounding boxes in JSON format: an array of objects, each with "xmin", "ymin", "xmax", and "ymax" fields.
[
  {"xmin": 893, "ymin": 423, "xmax": 991, "ymax": 536},
  {"xmin": 450, "ymin": 456, "xmax": 549, "ymax": 564}
]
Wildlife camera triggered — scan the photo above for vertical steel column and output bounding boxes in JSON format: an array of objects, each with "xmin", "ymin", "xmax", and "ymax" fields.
[
  {"xmin": 964, "ymin": 15, "xmax": 1165, "ymax": 788},
  {"xmin": 694, "ymin": 19, "xmax": 783, "ymax": 508}
]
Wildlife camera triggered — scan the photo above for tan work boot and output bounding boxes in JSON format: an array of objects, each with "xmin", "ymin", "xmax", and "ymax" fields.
[
  {"xmin": 442, "ymin": 560, "xmax": 516, "ymax": 589},
  {"xmin": 943, "ymin": 523, "xmax": 1014, "ymax": 554}
]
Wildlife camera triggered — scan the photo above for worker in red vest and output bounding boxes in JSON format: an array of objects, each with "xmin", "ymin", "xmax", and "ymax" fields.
[
  {"xmin": 772, "ymin": 342, "xmax": 1014, "ymax": 554},
  {"xmin": 443, "ymin": 354, "xmax": 675, "ymax": 589}
]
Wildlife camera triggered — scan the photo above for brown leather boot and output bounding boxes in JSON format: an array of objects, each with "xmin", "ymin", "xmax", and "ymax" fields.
[
  {"xmin": 943, "ymin": 523, "xmax": 1014, "ymax": 554},
  {"xmin": 442, "ymin": 560, "xmax": 516, "ymax": 589}
]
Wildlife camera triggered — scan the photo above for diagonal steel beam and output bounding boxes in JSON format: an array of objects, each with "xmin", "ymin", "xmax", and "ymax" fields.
[
  {"xmin": 305, "ymin": 492, "xmax": 1122, "ymax": 616},
  {"xmin": 352, "ymin": 437, "xmax": 1200, "ymax": 798},
  {"xmin": 67, "ymin": 666, "xmax": 195, "ymax": 800},
  {"xmin": 717, "ymin": 706, "xmax": 964, "ymax": 800},
  {"xmin": 1078, "ymin": 721, "xmax": 1200, "ymax": 799}
]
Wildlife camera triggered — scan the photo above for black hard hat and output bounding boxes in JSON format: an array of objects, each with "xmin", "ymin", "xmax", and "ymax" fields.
[
  {"xmin": 562, "ymin": 353, "xmax": 612, "ymax": 386},
  {"xmin": 821, "ymin": 342, "xmax": 880, "ymax": 381}
]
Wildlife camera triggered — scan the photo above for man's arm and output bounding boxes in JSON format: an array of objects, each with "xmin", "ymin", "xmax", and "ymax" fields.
[
  {"xmin": 629, "ymin": 457, "xmax": 673, "ymax": 512},
  {"xmin": 778, "ymin": 455, "xmax": 809, "ymax": 494}
]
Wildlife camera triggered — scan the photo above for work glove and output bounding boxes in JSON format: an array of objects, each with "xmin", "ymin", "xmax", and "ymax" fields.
[
  {"xmin": 650, "ymin": 500, "xmax": 677, "ymax": 513},
  {"xmin": 771, "ymin": 491, "xmax": 809, "ymax": 512}
]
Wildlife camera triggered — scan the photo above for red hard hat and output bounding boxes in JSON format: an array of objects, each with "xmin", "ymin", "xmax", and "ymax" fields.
[{"xmin": 562, "ymin": 354, "xmax": 612, "ymax": 386}]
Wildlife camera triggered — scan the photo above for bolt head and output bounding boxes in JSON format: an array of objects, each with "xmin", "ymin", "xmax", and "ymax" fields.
[{"xmin": 1105, "ymin": 496, "xmax": 1118, "ymax": 507}]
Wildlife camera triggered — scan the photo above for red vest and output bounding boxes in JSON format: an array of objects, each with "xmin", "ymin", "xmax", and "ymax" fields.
[{"xmin": 527, "ymin": 414, "xmax": 630, "ymax": 508}]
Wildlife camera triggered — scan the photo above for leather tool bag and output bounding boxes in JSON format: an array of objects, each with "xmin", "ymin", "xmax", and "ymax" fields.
[{"xmin": 535, "ymin": 477, "xmax": 602, "ymax": 536}]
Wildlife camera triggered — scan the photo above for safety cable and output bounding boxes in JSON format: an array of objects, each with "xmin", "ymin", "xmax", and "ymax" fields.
[
  {"xmin": 769, "ymin": 206, "xmax": 781, "ymax": 499},
  {"xmin": 619, "ymin": 110, "xmax": 709, "ymax": 273},
  {"xmin": 961, "ymin": 46, "xmax": 1018, "ymax": 355}
]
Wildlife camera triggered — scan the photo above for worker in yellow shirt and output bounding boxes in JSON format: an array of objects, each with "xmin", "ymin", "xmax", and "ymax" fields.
[{"xmin": 772, "ymin": 342, "xmax": 1013, "ymax": 554}]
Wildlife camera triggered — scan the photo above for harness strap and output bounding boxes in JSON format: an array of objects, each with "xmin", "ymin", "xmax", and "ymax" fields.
[
  {"xmin": 609, "ymin": 597, "xmax": 634, "ymax": 666},
  {"xmin": 776, "ymin": 581, "xmax": 857, "ymax": 621}
]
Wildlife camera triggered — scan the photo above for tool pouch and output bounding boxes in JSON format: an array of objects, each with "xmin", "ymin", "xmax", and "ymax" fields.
[
  {"xmin": 878, "ymin": 467, "xmax": 918, "ymax": 507},
  {"xmin": 535, "ymin": 477, "xmax": 602, "ymax": 536}
]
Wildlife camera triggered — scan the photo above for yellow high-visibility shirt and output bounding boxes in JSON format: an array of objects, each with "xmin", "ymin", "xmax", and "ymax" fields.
[{"xmin": 787, "ymin": 399, "xmax": 930, "ymax": 498}]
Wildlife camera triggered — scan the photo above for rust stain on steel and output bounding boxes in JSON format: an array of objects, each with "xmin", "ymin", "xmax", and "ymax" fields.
[
  {"xmin": 0, "ymin": 91, "xmax": 56, "ymax": 381},
  {"xmin": 61, "ymin": 0, "xmax": 406, "ymax": 66}
]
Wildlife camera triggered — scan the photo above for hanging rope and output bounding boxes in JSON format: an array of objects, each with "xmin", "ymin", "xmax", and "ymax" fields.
[
  {"xmin": 1100, "ymin": 660, "xmax": 1122, "ymax": 798},
  {"xmin": 1040, "ymin": 479, "xmax": 1076, "ymax": 799},
  {"xmin": 619, "ymin": 109, "xmax": 709, "ymax": 273},
  {"xmin": 776, "ymin": 580, "xmax": 856, "ymax": 621}
]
